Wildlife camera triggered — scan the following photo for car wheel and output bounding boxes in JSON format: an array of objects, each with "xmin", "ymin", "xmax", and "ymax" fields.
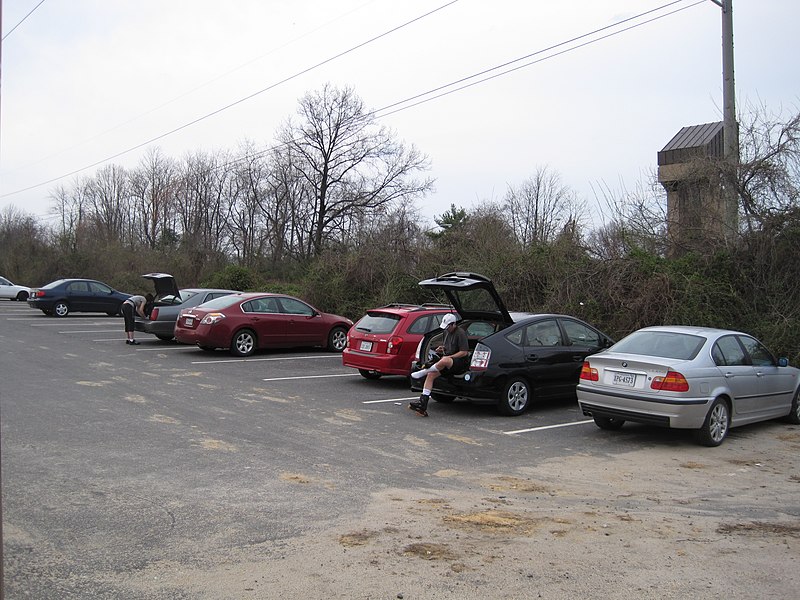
[
  {"xmin": 54, "ymin": 301, "xmax": 69, "ymax": 317},
  {"xmin": 785, "ymin": 388, "xmax": 800, "ymax": 424},
  {"xmin": 156, "ymin": 334, "xmax": 174, "ymax": 342},
  {"xmin": 358, "ymin": 369, "xmax": 382, "ymax": 380},
  {"xmin": 16, "ymin": 291, "xmax": 29, "ymax": 301},
  {"xmin": 431, "ymin": 393, "xmax": 454, "ymax": 403},
  {"xmin": 231, "ymin": 329, "xmax": 256, "ymax": 357},
  {"xmin": 41, "ymin": 309, "xmax": 51, "ymax": 316},
  {"xmin": 327, "ymin": 326, "xmax": 348, "ymax": 352},
  {"xmin": 497, "ymin": 377, "xmax": 530, "ymax": 416},
  {"xmin": 593, "ymin": 415, "xmax": 625, "ymax": 430},
  {"xmin": 694, "ymin": 397, "xmax": 730, "ymax": 447}
]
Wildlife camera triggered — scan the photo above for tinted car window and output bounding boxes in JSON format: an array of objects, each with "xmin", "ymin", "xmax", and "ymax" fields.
[
  {"xmin": 354, "ymin": 313, "xmax": 400, "ymax": 334},
  {"xmin": 506, "ymin": 327, "xmax": 524, "ymax": 346},
  {"xmin": 279, "ymin": 297, "xmax": 313, "ymax": 316},
  {"xmin": 523, "ymin": 320, "xmax": 562, "ymax": 347},
  {"xmin": 612, "ymin": 331, "xmax": 705, "ymax": 360},
  {"xmin": 712, "ymin": 335, "xmax": 747, "ymax": 366},
  {"xmin": 68, "ymin": 281, "xmax": 89, "ymax": 293},
  {"xmin": 198, "ymin": 295, "xmax": 243, "ymax": 310},
  {"xmin": 561, "ymin": 319, "xmax": 602, "ymax": 346},
  {"xmin": 407, "ymin": 315, "xmax": 436, "ymax": 335},
  {"xmin": 738, "ymin": 335, "xmax": 775, "ymax": 366},
  {"xmin": 90, "ymin": 282, "xmax": 112, "ymax": 293},
  {"xmin": 465, "ymin": 321, "xmax": 496, "ymax": 337}
]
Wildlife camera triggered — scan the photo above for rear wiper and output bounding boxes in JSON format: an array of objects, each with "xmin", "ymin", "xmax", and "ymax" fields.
[{"xmin": 356, "ymin": 326, "xmax": 372, "ymax": 332}]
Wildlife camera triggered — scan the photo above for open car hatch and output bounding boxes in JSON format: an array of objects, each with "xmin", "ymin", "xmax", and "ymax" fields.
[{"xmin": 417, "ymin": 272, "xmax": 512, "ymax": 326}]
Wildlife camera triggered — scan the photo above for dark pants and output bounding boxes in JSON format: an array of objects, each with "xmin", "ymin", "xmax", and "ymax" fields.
[{"xmin": 122, "ymin": 302, "xmax": 135, "ymax": 333}]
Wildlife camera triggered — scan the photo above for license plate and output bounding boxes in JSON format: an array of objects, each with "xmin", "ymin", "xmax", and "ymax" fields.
[
  {"xmin": 185, "ymin": 317, "xmax": 194, "ymax": 327},
  {"xmin": 359, "ymin": 340, "xmax": 373, "ymax": 351},
  {"xmin": 612, "ymin": 372, "xmax": 636, "ymax": 387}
]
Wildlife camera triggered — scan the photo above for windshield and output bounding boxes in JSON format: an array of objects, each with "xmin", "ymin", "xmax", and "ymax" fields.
[
  {"xmin": 355, "ymin": 312, "xmax": 400, "ymax": 334},
  {"xmin": 611, "ymin": 331, "xmax": 705, "ymax": 360},
  {"xmin": 197, "ymin": 295, "xmax": 242, "ymax": 310}
]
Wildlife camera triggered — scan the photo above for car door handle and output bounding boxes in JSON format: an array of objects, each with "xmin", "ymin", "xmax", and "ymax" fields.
[
  {"xmin": 755, "ymin": 371, "xmax": 764, "ymax": 377},
  {"xmin": 526, "ymin": 354, "xmax": 539, "ymax": 362},
  {"xmin": 572, "ymin": 355, "xmax": 584, "ymax": 362},
  {"xmin": 724, "ymin": 372, "xmax": 735, "ymax": 378}
]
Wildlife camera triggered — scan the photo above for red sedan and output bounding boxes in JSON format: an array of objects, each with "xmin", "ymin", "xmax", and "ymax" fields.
[{"xmin": 174, "ymin": 292, "xmax": 353, "ymax": 357}]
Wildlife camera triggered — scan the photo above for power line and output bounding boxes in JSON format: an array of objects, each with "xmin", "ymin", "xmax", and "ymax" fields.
[
  {"xmin": 2, "ymin": 0, "xmax": 705, "ymax": 201},
  {"xmin": 1, "ymin": 0, "xmax": 461, "ymax": 198},
  {"xmin": 2, "ymin": 0, "xmax": 47, "ymax": 41}
]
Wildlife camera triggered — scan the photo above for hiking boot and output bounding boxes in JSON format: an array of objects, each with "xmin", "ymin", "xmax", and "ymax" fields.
[{"xmin": 408, "ymin": 403, "xmax": 428, "ymax": 417}]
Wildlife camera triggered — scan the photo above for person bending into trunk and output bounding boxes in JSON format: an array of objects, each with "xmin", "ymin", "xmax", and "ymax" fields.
[
  {"xmin": 122, "ymin": 294, "xmax": 147, "ymax": 345},
  {"xmin": 409, "ymin": 313, "xmax": 469, "ymax": 416}
]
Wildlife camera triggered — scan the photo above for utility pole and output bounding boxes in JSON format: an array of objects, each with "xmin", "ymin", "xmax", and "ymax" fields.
[{"xmin": 710, "ymin": 0, "xmax": 739, "ymax": 238}]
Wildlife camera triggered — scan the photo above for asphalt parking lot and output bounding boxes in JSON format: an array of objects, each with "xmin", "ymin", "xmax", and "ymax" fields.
[{"xmin": 2, "ymin": 300, "xmax": 799, "ymax": 599}]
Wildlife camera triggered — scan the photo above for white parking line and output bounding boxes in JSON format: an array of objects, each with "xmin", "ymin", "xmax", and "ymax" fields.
[
  {"xmin": 362, "ymin": 397, "xmax": 418, "ymax": 404},
  {"xmin": 263, "ymin": 373, "xmax": 361, "ymax": 382},
  {"xmin": 191, "ymin": 355, "xmax": 342, "ymax": 365},
  {"xmin": 59, "ymin": 330, "xmax": 120, "ymax": 334},
  {"xmin": 31, "ymin": 322, "xmax": 117, "ymax": 326},
  {"xmin": 504, "ymin": 419, "xmax": 594, "ymax": 435}
]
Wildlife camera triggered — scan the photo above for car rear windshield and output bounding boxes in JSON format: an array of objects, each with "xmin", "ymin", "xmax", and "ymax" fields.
[
  {"xmin": 196, "ymin": 295, "xmax": 242, "ymax": 310},
  {"xmin": 611, "ymin": 331, "xmax": 705, "ymax": 360},
  {"xmin": 354, "ymin": 312, "xmax": 401, "ymax": 334}
]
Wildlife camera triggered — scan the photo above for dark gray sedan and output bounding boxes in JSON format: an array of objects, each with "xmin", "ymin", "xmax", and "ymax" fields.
[{"xmin": 135, "ymin": 273, "xmax": 238, "ymax": 341}]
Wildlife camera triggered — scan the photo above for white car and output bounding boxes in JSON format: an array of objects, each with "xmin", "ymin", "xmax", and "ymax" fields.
[
  {"xmin": 0, "ymin": 276, "xmax": 31, "ymax": 301},
  {"xmin": 577, "ymin": 326, "xmax": 800, "ymax": 446}
]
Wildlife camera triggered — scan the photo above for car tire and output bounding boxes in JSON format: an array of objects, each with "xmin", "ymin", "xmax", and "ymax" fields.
[
  {"xmin": 694, "ymin": 397, "xmax": 730, "ymax": 447},
  {"xmin": 497, "ymin": 377, "xmax": 530, "ymax": 416},
  {"xmin": 785, "ymin": 388, "xmax": 800, "ymax": 424},
  {"xmin": 231, "ymin": 329, "xmax": 256, "ymax": 357},
  {"xmin": 327, "ymin": 326, "xmax": 348, "ymax": 352},
  {"xmin": 54, "ymin": 301, "xmax": 69, "ymax": 317},
  {"xmin": 593, "ymin": 415, "xmax": 625, "ymax": 430},
  {"xmin": 16, "ymin": 291, "xmax": 29, "ymax": 301},
  {"xmin": 156, "ymin": 334, "xmax": 174, "ymax": 342},
  {"xmin": 431, "ymin": 393, "xmax": 454, "ymax": 403},
  {"xmin": 358, "ymin": 369, "xmax": 382, "ymax": 380}
]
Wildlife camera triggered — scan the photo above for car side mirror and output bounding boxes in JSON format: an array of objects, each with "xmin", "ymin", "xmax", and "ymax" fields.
[{"xmin": 778, "ymin": 357, "xmax": 789, "ymax": 367}]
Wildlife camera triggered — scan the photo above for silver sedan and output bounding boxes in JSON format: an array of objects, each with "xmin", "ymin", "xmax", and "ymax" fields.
[{"xmin": 576, "ymin": 326, "xmax": 800, "ymax": 446}]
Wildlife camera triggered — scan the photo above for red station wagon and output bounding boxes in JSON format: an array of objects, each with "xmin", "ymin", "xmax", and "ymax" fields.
[{"xmin": 342, "ymin": 303, "xmax": 453, "ymax": 379}]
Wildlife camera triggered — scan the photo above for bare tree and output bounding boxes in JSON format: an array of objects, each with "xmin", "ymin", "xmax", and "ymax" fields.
[
  {"xmin": 226, "ymin": 142, "xmax": 271, "ymax": 267},
  {"xmin": 129, "ymin": 147, "xmax": 177, "ymax": 249},
  {"xmin": 502, "ymin": 166, "xmax": 583, "ymax": 248},
  {"xmin": 736, "ymin": 104, "xmax": 800, "ymax": 231},
  {"xmin": 276, "ymin": 83, "xmax": 434, "ymax": 256},
  {"xmin": 86, "ymin": 164, "xmax": 130, "ymax": 244}
]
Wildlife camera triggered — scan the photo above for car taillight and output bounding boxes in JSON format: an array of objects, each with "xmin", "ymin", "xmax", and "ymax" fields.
[
  {"xmin": 580, "ymin": 361, "xmax": 598, "ymax": 381},
  {"xmin": 651, "ymin": 371, "xmax": 689, "ymax": 392},
  {"xmin": 470, "ymin": 343, "xmax": 491, "ymax": 370},
  {"xmin": 387, "ymin": 336, "xmax": 403, "ymax": 354},
  {"xmin": 34, "ymin": 290, "xmax": 45, "ymax": 298},
  {"xmin": 150, "ymin": 308, "xmax": 159, "ymax": 321},
  {"xmin": 201, "ymin": 313, "xmax": 226, "ymax": 325}
]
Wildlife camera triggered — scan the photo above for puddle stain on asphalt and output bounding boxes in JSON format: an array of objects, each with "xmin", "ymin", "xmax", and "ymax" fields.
[
  {"xmin": 194, "ymin": 438, "xmax": 238, "ymax": 452},
  {"xmin": 149, "ymin": 414, "xmax": 180, "ymax": 425}
]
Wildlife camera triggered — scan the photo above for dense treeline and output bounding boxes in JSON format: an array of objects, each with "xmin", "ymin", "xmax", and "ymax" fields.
[{"xmin": 1, "ymin": 88, "xmax": 798, "ymax": 362}]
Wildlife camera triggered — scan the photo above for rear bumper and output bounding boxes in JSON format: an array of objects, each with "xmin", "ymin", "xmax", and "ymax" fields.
[
  {"xmin": 409, "ymin": 367, "xmax": 500, "ymax": 401},
  {"xmin": 576, "ymin": 384, "xmax": 712, "ymax": 429},
  {"xmin": 342, "ymin": 348, "xmax": 410, "ymax": 376},
  {"xmin": 135, "ymin": 318, "xmax": 174, "ymax": 336}
]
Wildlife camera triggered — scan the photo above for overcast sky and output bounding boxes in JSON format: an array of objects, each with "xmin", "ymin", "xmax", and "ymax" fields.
[{"xmin": 1, "ymin": 0, "xmax": 798, "ymax": 230}]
